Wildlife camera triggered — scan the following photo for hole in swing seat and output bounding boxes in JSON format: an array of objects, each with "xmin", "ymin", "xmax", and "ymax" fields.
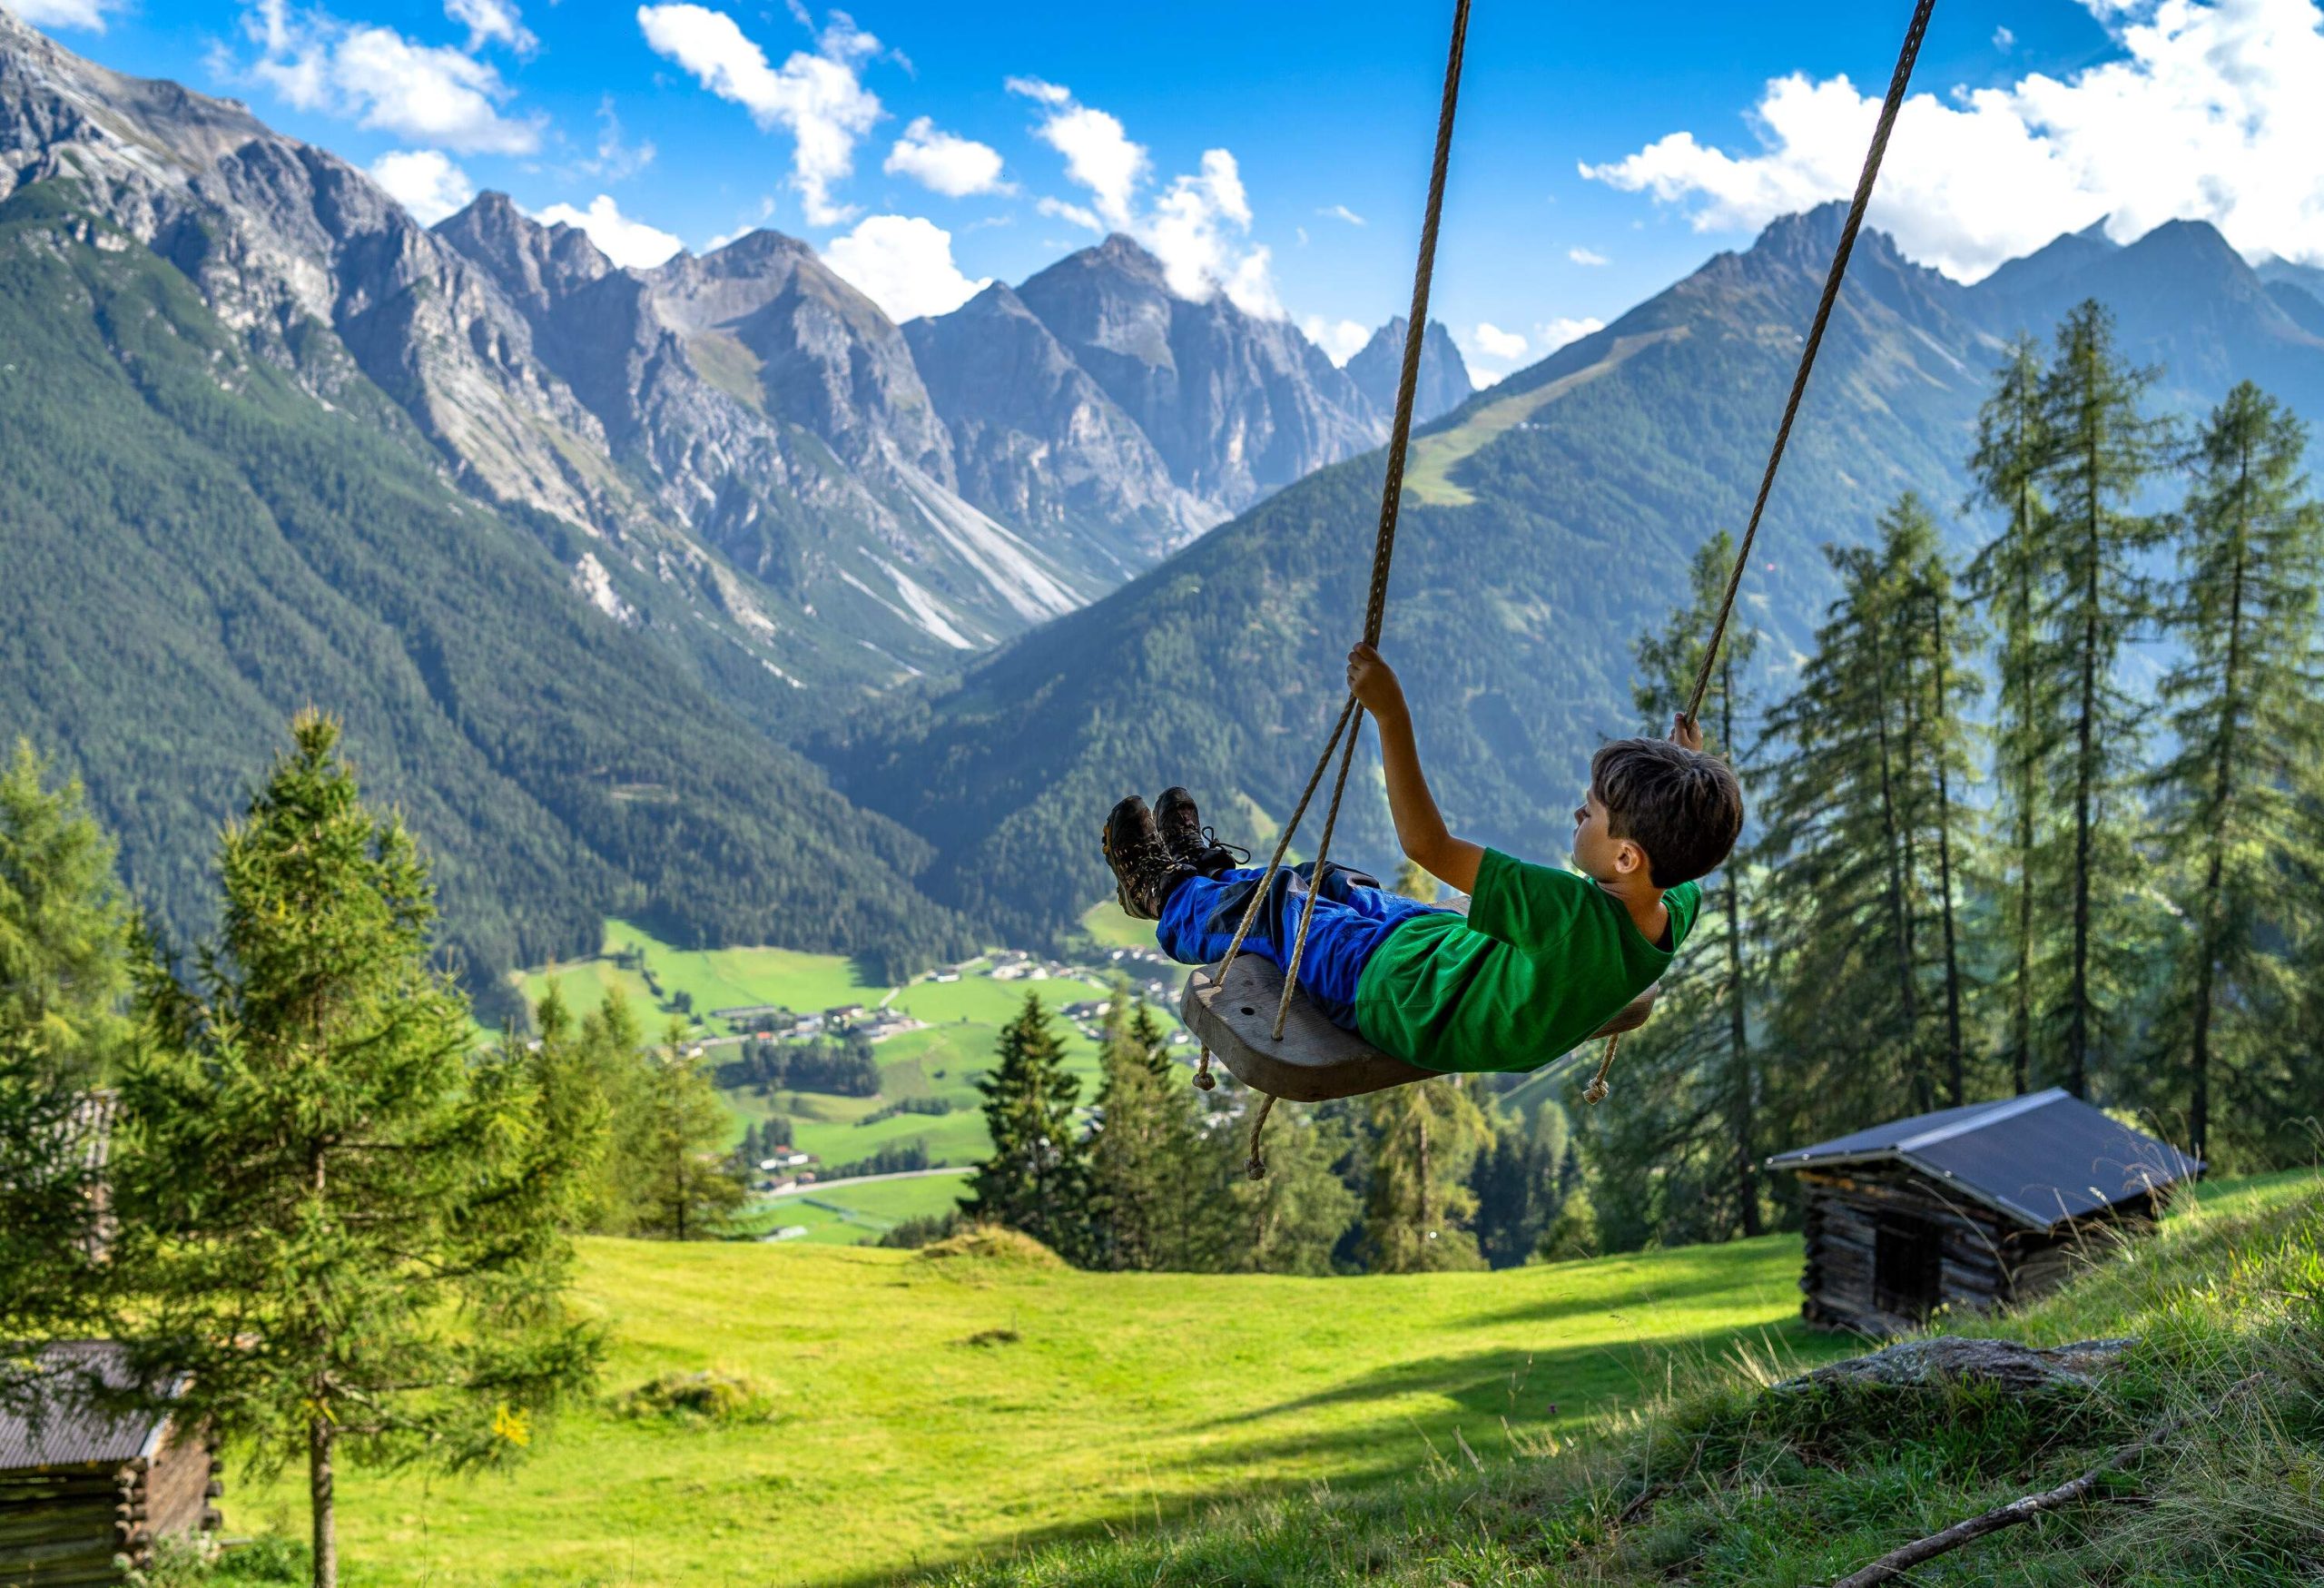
[{"xmin": 1240, "ymin": 1006, "xmax": 1256, "ymax": 1016}]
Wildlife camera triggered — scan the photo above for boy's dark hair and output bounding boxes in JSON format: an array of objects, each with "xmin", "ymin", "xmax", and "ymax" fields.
[{"xmin": 1590, "ymin": 738, "xmax": 1745, "ymax": 887}]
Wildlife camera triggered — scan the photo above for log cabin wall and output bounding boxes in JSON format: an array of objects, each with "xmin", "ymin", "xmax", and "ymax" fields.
[
  {"xmin": 1795, "ymin": 1166, "xmax": 2157, "ymax": 1335},
  {"xmin": 0, "ymin": 1419, "xmax": 218, "ymax": 1586},
  {"xmin": 0, "ymin": 1461, "xmax": 134, "ymax": 1586},
  {"xmin": 1798, "ymin": 1165, "xmax": 2035, "ymax": 1336}
]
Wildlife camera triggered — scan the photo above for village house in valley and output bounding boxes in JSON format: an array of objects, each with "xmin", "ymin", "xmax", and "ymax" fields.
[{"xmin": 1768, "ymin": 1089, "xmax": 2203, "ymax": 1336}]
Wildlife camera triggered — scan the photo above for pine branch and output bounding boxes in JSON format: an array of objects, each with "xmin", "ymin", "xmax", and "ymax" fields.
[{"xmin": 1824, "ymin": 1372, "xmax": 2264, "ymax": 1588}]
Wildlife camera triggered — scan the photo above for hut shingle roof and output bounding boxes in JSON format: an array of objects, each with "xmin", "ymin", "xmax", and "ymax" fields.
[
  {"xmin": 1766, "ymin": 1088, "xmax": 2202, "ymax": 1229},
  {"xmin": 0, "ymin": 1342, "xmax": 175, "ymax": 1471}
]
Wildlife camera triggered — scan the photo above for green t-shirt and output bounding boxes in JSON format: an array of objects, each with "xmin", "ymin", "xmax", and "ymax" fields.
[{"xmin": 1354, "ymin": 848, "xmax": 1702, "ymax": 1074}]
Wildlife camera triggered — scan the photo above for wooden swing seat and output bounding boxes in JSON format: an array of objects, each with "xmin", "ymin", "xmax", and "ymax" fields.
[{"xmin": 1180, "ymin": 892, "xmax": 1660, "ymax": 1104}]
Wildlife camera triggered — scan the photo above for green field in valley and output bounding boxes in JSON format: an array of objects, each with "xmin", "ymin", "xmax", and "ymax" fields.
[
  {"xmin": 742, "ymin": 1170, "xmax": 973, "ymax": 1246},
  {"xmin": 213, "ymin": 1169, "xmax": 2324, "ymax": 1587},
  {"xmin": 514, "ymin": 919, "xmax": 1196, "ymax": 1181}
]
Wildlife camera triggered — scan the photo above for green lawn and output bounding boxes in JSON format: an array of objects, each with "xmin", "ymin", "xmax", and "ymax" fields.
[{"xmin": 231, "ymin": 1221, "xmax": 1852, "ymax": 1585}]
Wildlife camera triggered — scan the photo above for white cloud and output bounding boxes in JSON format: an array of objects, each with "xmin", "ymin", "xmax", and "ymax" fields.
[
  {"xmin": 536, "ymin": 194, "xmax": 685, "ymax": 269},
  {"xmin": 1567, "ymin": 245, "xmax": 1610, "ymax": 265},
  {"xmin": 1537, "ymin": 315, "xmax": 1605, "ymax": 351},
  {"xmin": 1302, "ymin": 315, "xmax": 1372, "ymax": 364},
  {"xmin": 1583, "ymin": 0, "xmax": 2324, "ymax": 281},
  {"xmin": 822, "ymin": 213, "xmax": 990, "ymax": 321},
  {"xmin": 1010, "ymin": 84, "xmax": 1147, "ymax": 231},
  {"xmin": 636, "ymin": 3, "xmax": 883, "ymax": 226},
  {"xmin": 1472, "ymin": 321, "xmax": 1529, "ymax": 360},
  {"xmin": 1010, "ymin": 78, "xmax": 1280, "ymax": 316},
  {"xmin": 884, "ymin": 116, "xmax": 1009, "ymax": 197},
  {"xmin": 237, "ymin": 0, "xmax": 541, "ymax": 154},
  {"xmin": 369, "ymin": 149, "xmax": 475, "ymax": 223},
  {"xmin": 15, "ymin": 0, "xmax": 127, "ymax": 31},
  {"xmin": 1002, "ymin": 74, "xmax": 1072, "ymax": 107},
  {"xmin": 446, "ymin": 0, "xmax": 534, "ymax": 54},
  {"xmin": 1319, "ymin": 203, "xmax": 1366, "ymax": 226},
  {"xmin": 586, "ymin": 98, "xmax": 655, "ymax": 182},
  {"xmin": 1037, "ymin": 195, "xmax": 1104, "ymax": 232},
  {"xmin": 1994, "ymin": 25, "xmax": 2016, "ymax": 51}
]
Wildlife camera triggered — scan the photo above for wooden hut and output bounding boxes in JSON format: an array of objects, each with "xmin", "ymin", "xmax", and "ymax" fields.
[
  {"xmin": 1768, "ymin": 1088, "xmax": 2202, "ymax": 1336},
  {"xmin": 0, "ymin": 1343, "xmax": 220, "ymax": 1586}
]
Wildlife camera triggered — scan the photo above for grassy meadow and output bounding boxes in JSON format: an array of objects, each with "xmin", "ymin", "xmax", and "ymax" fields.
[
  {"xmin": 225, "ymin": 1211, "xmax": 1856, "ymax": 1584},
  {"xmin": 222, "ymin": 1170, "xmax": 2320, "ymax": 1586}
]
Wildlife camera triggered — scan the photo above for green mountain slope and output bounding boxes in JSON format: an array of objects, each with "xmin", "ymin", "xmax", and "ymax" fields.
[
  {"xmin": 826, "ymin": 212, "xmax": 1988, "ymax": 944},
  {"xmin": 0, "ymin": 182, "xmax": 970, "ymax": 998}
]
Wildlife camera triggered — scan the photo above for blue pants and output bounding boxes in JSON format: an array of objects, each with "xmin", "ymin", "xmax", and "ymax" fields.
[{"xmin": 1155, "ymin": 862, "xmax": 1447, "ymax": 1031}]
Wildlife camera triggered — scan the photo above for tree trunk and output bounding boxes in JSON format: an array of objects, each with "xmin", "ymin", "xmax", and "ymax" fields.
[
  {"xmin": 2066, "ymin": 395, "xmax": 2102, "ymax": 1100},
  {"xmin": 2011, "ymin": 533, "xmax": 2037, "ymax": 1097},
  {"xmin": 1866, "ymin": 618, "xmax": 1927, "ymax": 1111},
  {"xmin": 308, "ymin": 1417, "xmax": 336, "ymax": 1588},
  {"xmin": 1926, "ymin": 590, "xmax": 1968, "ymax": 1106},
  {"xmin": 2190, "ymin": 435, "xmax": 2253, "ymax": 1162},
  {"xmin": 1718, "ymin": 656, "xmax": 1759, "ymax": 1237}
]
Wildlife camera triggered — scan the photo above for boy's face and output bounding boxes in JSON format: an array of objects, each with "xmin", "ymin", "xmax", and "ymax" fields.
[{"xmin": 1572, "ymin": 784, "xmax": 1649, "ymax": 886}]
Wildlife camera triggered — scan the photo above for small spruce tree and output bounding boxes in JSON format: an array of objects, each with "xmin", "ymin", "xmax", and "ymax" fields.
[
  {"xmin": 633, "ymin": 1024, "xmax": 748, "ymax": 1241},
  {"xmin": 964, "ymin": 992, "xmax": 1093, "ymax": 1262},
  {"xmin": 115, "ymin": 714, "xmax": 599, "ymax": 1588}
]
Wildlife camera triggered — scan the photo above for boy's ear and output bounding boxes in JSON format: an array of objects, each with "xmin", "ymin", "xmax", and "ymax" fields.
[{"xmin": 1614, "ymin": 838, "xmax": 1649, "ymax": 879}]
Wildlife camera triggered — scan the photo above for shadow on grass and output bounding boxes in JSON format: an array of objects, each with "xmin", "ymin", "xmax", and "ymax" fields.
[{"xmin": 812, "ymin": 1319, "xmax": 1859, "ymax": 1588}]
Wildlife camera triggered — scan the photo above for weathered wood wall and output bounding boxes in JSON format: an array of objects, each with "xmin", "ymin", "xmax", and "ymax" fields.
[
  {"xmin": 0, "ymin": 1423, "xmax": 219, "ymax": 1586},
  {"xmin": 1793, "ymin": 1165, "xmax": 2145, "ymax": 1336}
]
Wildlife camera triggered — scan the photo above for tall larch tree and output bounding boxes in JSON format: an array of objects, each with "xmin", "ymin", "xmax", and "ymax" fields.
[
  {"xmin": 2148, "ymin": 382, "xmax": 2324, "ymax": 1165},
  {"xmin": 1886, "ymin": 497, "xmax": 1984, "ymax": 1105},
  {"xmin": 1754, "ymin": 505, "xmax": 1980, "ymax": 1148},
  {"xmin": 115, "ymin": 715, "xmax": 600, "ymax": 1588},
  {"xmin": 1359, "ymin": 1079, "xmax": 1490, "ymax": 1273},
  {"xmin": 2034, "ymin": 301, "xmax": 2174, "ymax": 1097},
  {"xmin": 1631, "ymin": 531, "xmax": 1765, "ymax": 1236},
  {"xmin": 1968, "ymin": 335, "xmax": 2061, "ymax": 1096}
]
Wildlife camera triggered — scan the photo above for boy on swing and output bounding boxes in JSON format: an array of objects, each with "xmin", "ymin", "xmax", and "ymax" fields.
[{"xmin": 1100, "ymin": 642, "xmax": 1745, "ymax": 1074}]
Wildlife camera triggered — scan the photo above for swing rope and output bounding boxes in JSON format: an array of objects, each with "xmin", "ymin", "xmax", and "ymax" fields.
[
  {"xmin": 1208, "ymin": 0, "xmax": 1471, "ymax": 1035},
  {"xmin": 1206, "ymin": 0, "xmax": 1937, "ymax": 1139},
  {"xmin": 1581, "ymin": 0, "xmax": 1935, "ymax": 1106}
]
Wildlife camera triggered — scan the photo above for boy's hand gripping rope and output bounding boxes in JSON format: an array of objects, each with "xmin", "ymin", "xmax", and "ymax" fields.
[{"xmin": 1209, "ymin": 0, "xmax": 1935, "ymax": 1129}]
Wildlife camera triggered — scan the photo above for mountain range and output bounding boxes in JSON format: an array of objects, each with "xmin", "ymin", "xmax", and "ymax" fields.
[
  {"xmin": 823, "ymin": 206, "xmax": 2324, "ymax": 945},
  {"xmin": 9, "ymin": 7, "xmax": 2324, "ymax": 986},
  {"xmin": 0, "ymin": 8, "xmax": 1462, "ymax": 996}
]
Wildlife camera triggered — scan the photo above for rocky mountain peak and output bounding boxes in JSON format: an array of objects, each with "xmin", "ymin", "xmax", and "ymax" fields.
[
  {"xmin": 435, "ymin": 191, "xmax": 612, "ymax": 313},
  {"xmin": 1344, "ymin": 315, "xmax": 1472, "ymax": 428}
]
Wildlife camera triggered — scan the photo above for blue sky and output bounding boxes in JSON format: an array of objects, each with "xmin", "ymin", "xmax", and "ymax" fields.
[{"xmin": 22, "ymin": 0, "xmax": 2324, "ymax": 384}]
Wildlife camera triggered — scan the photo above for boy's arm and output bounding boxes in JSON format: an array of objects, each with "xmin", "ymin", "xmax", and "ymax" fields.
[{"xmin": 1347, "ymin": 643, "xmax": 1485, "ymax": 894}]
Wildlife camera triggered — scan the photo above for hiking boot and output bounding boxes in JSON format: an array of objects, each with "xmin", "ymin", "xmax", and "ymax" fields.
[
  {"xmin": 1102, "ymin": 795, "xmax": 1194, "ymax": 921},
  {"xmin": 1155, "ymin": 786, "xmax": 1247, "ymax": 877}
]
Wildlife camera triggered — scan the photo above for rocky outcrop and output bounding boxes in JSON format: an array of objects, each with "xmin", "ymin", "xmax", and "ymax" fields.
[
  {"xmin": 905, "ymin": 281, "xmax": 1212, "ymax": 575},
  {"xmin": 1014, "ymin": 234, "xmax": 1384, "ymax": 516},
  {"xmin": 1343, "ymin": 315, "xmax": 1472, "ymax": 429},
  {"xmin": 1779, "ymin": 1336, "xmax": 2138, "ymax": 1394}
]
